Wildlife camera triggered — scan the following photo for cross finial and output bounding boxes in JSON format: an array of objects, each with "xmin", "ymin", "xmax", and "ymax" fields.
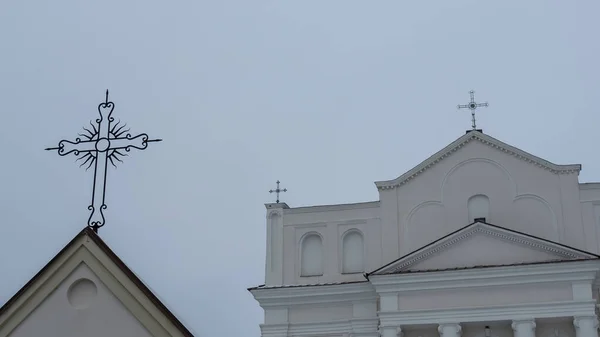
[
  {"xmin": 269, "ymin": 180, "xmax": 287, "ymax": 203},
  {"xmin": 457, "ymin": 90, "xmax": 489, "ymax": 130},
  {"xmin": 45, "ymin": 90, "xmax": 162, "ymax": 232}
]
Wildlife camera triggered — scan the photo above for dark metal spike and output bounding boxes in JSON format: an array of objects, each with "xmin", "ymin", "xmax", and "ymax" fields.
[
  {"xmin": 113, "ymin": 149, "xmax": 128, "ymax": 157},
  {"xmin": 115, "ymin": 126, "xmax": 130, "ymax": 137},
  {"xmin": 79, "ymin": 154, "xmax": 94, "ymax": 168},
  {"xmin": 110, "ymin": 120, "xmax": 120, "ymax": 133},
  {"xmin": 90, "ymin": 121, "xmax": 98, "ymax": 134}
]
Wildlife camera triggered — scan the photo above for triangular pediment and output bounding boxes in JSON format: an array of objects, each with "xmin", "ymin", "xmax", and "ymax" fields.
[
  {"xmin": 0, "ymin": 227, "xmax": 195, "ymax": 337},
  {"xmin": 369, "ymin": 221, "xmax": 598, "ymax": 275},
  {"xmin": 375, "ymin": 131, "xmax": 581, "ymax": 190}
]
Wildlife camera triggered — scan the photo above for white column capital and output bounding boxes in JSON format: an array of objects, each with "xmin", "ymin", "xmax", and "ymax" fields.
[
  {"xmin": 380, "ymin": 326, "xmax": 401, "ymax": 337},
  {"xmin": 512, "ymin": 319, "xmax": 536, "ymax": 337},
  {"xmin": 574, "ymin": 316, "xmax": 599, "ymax": 330},
  {"xmin": 511, "ymin": 319, "xmax": 537, "ymax": 331},
  {"xmin": 438, "ymin": 323, "xmax": 462, "ymax": 337}
]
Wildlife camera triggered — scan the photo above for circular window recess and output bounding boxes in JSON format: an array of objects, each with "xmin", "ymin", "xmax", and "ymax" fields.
[{"xmin": 67, "ymin": 278, "xmax": 98, "ymax": 309}]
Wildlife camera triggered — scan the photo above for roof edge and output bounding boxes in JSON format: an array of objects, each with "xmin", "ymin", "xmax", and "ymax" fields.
[
  {"xmin": 367, "ymin": 221, "xmax": 599, "ymax": 276},
  {"xmin": 0, "ymin": 227, "xmax": 196, "ymax": 337},
  {"xmin": 375, "ymin": 131, "xmax": 581, "ymax": 190}
]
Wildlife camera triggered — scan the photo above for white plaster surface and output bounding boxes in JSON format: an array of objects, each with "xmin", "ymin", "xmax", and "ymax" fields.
[{"xmin": 9, "ymin": 263, "xmax": 152, "ymax": 337}]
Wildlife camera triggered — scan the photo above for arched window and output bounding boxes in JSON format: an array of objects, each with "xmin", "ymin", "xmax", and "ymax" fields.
[
  {"xmin": 342, "ymin": 230, "xmax": 364, "ymax": 273},
  {"xmin": 301, "ymin": 233, "xmax": 323, "ymax": 276},
  {"xmin": 468, "ymin": 194, "xmax": 490, "ymax": 222}
]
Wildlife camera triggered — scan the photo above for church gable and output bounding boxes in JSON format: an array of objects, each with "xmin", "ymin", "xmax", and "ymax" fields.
[
  {"xmin": 369, "ymin": 222, "xmax": 598, "ymax": 275},
  {"xmin": 0, "ymin": 227, "xmax": 194, "ymax": 337},
  {"xmin": 374, "ymin": 131, "xmax": 581, "ymax": 190}
]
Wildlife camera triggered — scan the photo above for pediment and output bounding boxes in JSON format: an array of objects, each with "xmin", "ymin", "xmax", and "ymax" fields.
[
  {"xmin": 0, "ymin": 227, "xmax": 194, "ymax": 337},
  {"xmin": 369, "ymin": 222, "xmax": 598, "ymax": 275},
  {"xmin": 375, "ymin": 131, "xmax": 581, "ymax": 190}
]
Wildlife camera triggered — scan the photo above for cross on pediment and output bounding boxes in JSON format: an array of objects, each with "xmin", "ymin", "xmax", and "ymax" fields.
[
  {"xmin": 45, "ymin": 90, "xmax": 161, "ymax": 232},
  {"xmin": 457, "ymin": 90, "xmax": 489, "ymax": 130}
]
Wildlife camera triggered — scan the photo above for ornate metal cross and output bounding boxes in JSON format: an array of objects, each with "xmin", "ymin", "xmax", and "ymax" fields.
[
  {"xmin": 269, "ymin": 180, "xmax": 287, "ymax": 203},
  {"xmin": 457, "ymin": 90, "xmax": 489, "ymax": 130},
  {"xmin": 45, "ymin": 90, "xmax": 161, "ymax": 232}
]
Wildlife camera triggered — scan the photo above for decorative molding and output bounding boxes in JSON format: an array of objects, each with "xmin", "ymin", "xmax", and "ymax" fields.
[
  {"xmin": 290, "ymin": 222, "xmax": 328, "ymax": 229},
  {"xmin": 440, "ymin": 157, "xmax": 516, "ymax": 202},
  {"xmin": 378, "ymin": 300, "xmax": 596, "ymax": 326},
  {"xmin": 269, "ymin": 211, "xmax": 282, "ymax": 218},
  {"xmin": 285, "ymin": 201, "xmax": 380, "ymax": 214},
  {"xmin": 250, "ymin": 282, "xmax": 376, "ymax": 308},
  {"xmin": 579, "ymin": 183, "xmax": 600, "ymax": 191},
  {"xmin": 373, "ymin": 222, "xmax": 596, "ymax": 275},
  {"xmin": 375, "ymin": 132, "xmax": 581, "ymax": 190}
]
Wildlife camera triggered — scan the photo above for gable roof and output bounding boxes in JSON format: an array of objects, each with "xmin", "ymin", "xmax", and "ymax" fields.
[
  {"xmin": 367, "ymin": 221, "xmax": 599, "ymax": 276},
  {"xmin": 375, "ymin": 130, "xmax": 581, "ymax": 190},
  {"xmin": 0, "ymin": 227, "xmax": 195, "ymax": 337}
]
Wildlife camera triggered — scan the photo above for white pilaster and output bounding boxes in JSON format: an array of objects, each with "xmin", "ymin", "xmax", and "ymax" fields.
[
  {"xmin": 438, "ymin": 323, "xmax": 461, "ymax": 337},
  {"xmin": 512, "ymin": 319, "xmax": 536, "ymax": 337},
  {"xmin": 574, "ymin": 316, "xmax": 599, "ymax": 337}
]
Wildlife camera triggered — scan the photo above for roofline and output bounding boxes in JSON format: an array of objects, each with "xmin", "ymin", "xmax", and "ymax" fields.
[
  {"xmin": 0, "ymin": 227, "xmax": 87, "ymax": 318},
  {"xmin": 247, "ymin": 280, "xmax": 369, "ymax": 292},
  {"xmin": 580, "ymin": 182, "xmax": 600, "ymax": 190},
  {"xmin": 283, "ymin": 201, "xmax": 380, "ymax": 214},
  {"xmin": 367, "ymin": 220, "xmax": 600, "ymax": 276},
  {"xmin": 0, "ymin": 227, "xmax": 196, "ymax": 337},
  {"xmin": 371, "ymin": 258, "xmax": 600, "ymax": 276},
  {"xmin": 375, "ymin": 131, "xmax": 582, "ymax": 190}
]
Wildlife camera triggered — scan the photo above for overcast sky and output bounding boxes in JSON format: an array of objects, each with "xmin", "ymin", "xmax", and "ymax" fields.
[{"xmin": 1, "ymin": 1, "xmax": 599, "ymax": 336}]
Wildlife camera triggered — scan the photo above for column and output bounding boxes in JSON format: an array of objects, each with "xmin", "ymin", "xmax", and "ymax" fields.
[
  {"xmin": 512, "ymin": 319, "xmax": 536, "ymax": 337},
  {"xmin": 574, "ymin": 316, "xmax": 599, "ymax": 337},
  {"xmin": 379, "ymin": 326, "xmax": 401, "ymax": 337},
  {"xmin": 438, "ymin": 323, "xmax": 461, "ymax": 337}
]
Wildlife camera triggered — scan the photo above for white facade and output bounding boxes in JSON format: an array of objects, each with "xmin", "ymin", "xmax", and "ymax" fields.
[
  {"xmin": 250, "ymin": 130, "xmax": 600, "ymax": 337},
  {"xmin": 0, "ymin": 227, "xmax": 195, "ymax": 337}
]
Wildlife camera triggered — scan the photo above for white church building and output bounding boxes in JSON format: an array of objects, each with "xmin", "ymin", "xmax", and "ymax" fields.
[{"xmin": 249, "ymin": 129, "xmax": 600, "ymax": 337}]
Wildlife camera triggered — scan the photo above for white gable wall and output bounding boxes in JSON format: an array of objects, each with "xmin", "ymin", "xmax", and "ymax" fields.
[
  {"xmin": 382, "ymin": 140, "xmax": 585, "ymax": 257},
  {"xmin": 263, "ymin": 133, "xmax": 600, "ymax": 287},
  {"xmin": 9, "ymin": 263, "xmax": 152, "ymax": 337}
]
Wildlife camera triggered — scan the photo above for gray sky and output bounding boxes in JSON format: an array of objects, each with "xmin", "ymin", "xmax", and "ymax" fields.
[{"xmin": 1, "ymin": 1, "xmax": 599, "ymax": 336}]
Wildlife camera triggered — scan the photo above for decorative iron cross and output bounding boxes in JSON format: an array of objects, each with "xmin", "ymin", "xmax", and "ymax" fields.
[
  {"xmin": 457, "ymin": 90, "xmax": 489, "ymax": 130},
  {"xmin": 269, "ymin": 180, "xmax": 287, "ymax": 203},
  {"xmin": 45, "ymin": 90, "xmax": 161, "ymax": 232}
]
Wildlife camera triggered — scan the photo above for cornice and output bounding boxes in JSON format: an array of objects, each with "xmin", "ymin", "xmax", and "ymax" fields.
[
  {"xmin": 250, "ymin": 282, "xmax": 376, "ymax": 307},
  {"xmin": 375, "ymin": 132, "xmax": 581, "ymax": 190},
  {"xmin": 579, "ymin": 183, "xmax": 600, "ymax": 191},
  {"xmin": 378, "ymin": 300, "xmax": 596, "ymax": 325},
  {"xmin": 260, "ymin": 319, "xmax": 379, "ymax": 337},
  {"xmin": 369, "ymin": 259, "xmax": 600, "ymax": 293},
  {"xmin": 284, "ymin": 201, "xmax": 380, "ymax": 214},
  {"xmin": 372, "ymin": 222, "xmax": 597, "ymax": 275}
]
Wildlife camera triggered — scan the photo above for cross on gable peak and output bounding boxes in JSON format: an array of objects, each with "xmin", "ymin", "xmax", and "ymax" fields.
[
  {"xmin": 45, "ymin": 90, "xmax": 162, "ymax": 232},
  {"xmin": 457, "ymin": 90, "xmax": 489, "ymax": 131}
]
